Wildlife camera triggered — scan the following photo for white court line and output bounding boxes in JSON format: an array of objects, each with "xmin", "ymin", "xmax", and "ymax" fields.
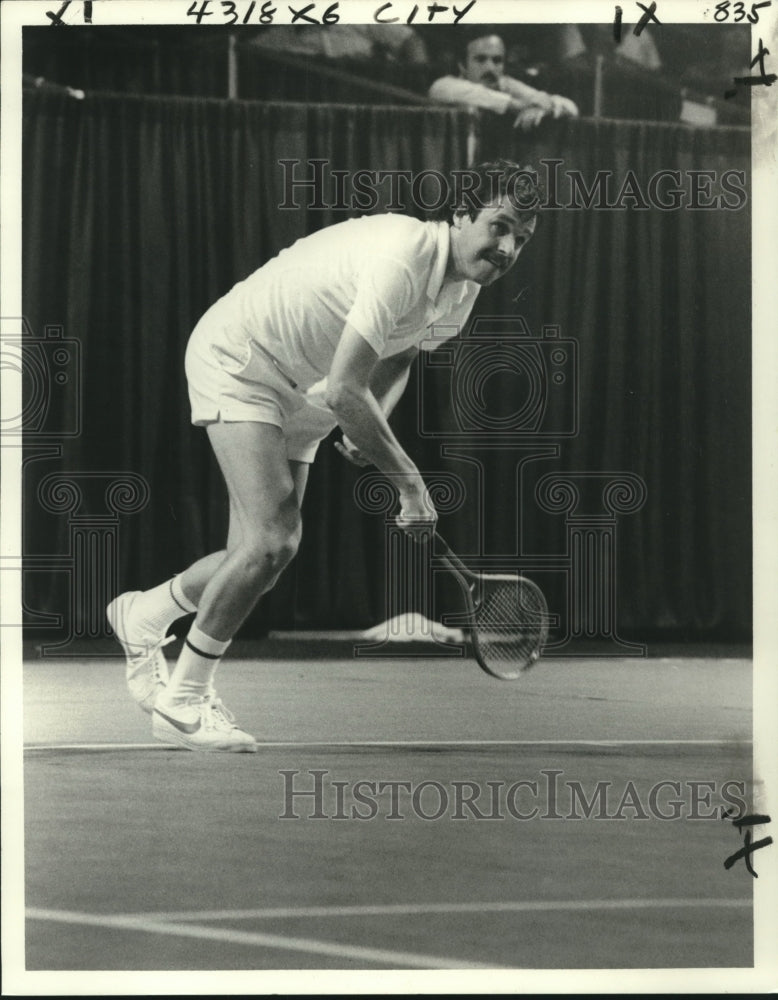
[
  {"xmin": 112, "ymin": 898, "xmax": 752, "ymax": 923},
  {"xmin": 23, "ymin": 738, "xmax": 753, "ymax": 751},
  {"xmin": 25, "ymin": 907, "xmax": 497, "ymax": 970}
]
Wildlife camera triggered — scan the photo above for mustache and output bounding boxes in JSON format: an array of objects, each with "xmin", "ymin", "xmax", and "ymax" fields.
[{"xmin": 482, "ymin": 251, "xmax": 511, "ymax": 268}]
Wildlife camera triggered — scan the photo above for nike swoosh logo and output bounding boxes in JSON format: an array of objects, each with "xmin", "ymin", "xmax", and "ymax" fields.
[{"xmin": 154, "ymin": 708, "xmax": 201, "ymax": 735}]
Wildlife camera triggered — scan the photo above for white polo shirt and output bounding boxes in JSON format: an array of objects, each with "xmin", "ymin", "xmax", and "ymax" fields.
[{"xmin": 204, "ymin": 213, "xmax": 480, "ymax": 391}]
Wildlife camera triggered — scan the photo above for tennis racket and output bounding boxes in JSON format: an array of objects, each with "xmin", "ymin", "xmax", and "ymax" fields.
[{"xmin": 435, "ymin": 532, "xmax": 549, "ymax": 680}]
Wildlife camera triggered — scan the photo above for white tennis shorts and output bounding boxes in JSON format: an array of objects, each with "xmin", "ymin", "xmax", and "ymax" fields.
[{"xmin": 185, "ymin": 311, "xmax": 338, "ymax": 464}]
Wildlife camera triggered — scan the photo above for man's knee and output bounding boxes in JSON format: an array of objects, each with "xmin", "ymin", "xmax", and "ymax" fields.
[{"xmin": 238, "ymin": 520, "xmax": 301, "ymax": 581}]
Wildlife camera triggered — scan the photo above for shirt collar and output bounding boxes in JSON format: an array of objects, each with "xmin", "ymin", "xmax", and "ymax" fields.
[
  {"xmin": 427, "ymin": 220, "xmax": 475, "ymax": 306},
  {"xmin": 427, "ymin": 221, "xmax": 454, "ymax": 302}
]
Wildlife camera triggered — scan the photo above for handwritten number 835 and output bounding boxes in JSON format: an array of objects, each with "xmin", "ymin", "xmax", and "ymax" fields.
[{"xmin": 714, "ymin": 0, "xmax": 771, "ymax": 21}]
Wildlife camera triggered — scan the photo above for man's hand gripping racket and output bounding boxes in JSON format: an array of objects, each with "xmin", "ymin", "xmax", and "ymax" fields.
[
  {"xmin": 335, "ymin": 439, "xmax": 547, "ymax": 677},
  {"xmin": 434, "ymin": 532, "xmax": 550, "ymax": 681},
  {"xmin": 395, "ymin": 484, "xmax": 438, "ymax": 538}
]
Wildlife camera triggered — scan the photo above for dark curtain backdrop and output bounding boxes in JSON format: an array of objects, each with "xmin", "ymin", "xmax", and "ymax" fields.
[
  {"xmin": 472, "ymin": 119, "xmax": 752, "ymax": 640},
  {"xmin": 21, "ymin": 90, "xmax": 751, "ymax": 641}
]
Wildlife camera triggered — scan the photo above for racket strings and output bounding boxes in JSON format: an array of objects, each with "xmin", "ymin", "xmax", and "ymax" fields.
[{"xmin": 475, "ymin": 578, "xmax": 548, "ymax": 667}]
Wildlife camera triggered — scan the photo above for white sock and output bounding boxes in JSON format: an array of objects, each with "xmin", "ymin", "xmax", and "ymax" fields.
[
  {"xmin": 159, "ymin": 622, "xmax": 231, "ymax": 707},
  {"xmin": 132, "ymin": 576, "xmax": 196, "ymax": 634}
]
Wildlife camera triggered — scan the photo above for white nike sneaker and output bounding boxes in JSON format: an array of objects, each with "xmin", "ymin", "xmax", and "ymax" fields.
[
  {"xmin": 106, "ymin": 591, "xmax": 174, "ymax": 714},
  {"xmin": 152, "ymin": 695, "xmax": 258, "ymax": 753}
]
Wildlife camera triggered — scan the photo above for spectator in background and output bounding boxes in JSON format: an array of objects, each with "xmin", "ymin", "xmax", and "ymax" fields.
[{"xmin": 428, "ymin": 31, "xmax": 578, "ymax": 130}]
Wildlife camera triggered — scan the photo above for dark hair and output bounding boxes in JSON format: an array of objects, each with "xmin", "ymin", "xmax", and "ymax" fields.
[
  {"xmin": 439, "ymin": 159, "xmax": 544, "ymax": 224},
  {"xmin": 457, "ymin": 27, "xmax": 505, "ymax": 64}
]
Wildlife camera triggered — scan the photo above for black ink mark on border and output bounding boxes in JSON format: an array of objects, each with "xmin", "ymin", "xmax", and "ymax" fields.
[
  {"xmin": 723, "ymin": 812, "xmax": 773, "ymax": 878},
  {"xmin": 725, "ymin": 37, "xmax": 777, "ymax": 97},
  {"xmin": 613, "ymin": 6, "xmax": 624, "ymax": 42},
  {"xmin": 634, "ymin": 1, "xmax": 661, "ymax": 36},
  {"xmin": 45, "ymin": 1, "xmax": 71, "ymax": 25}
]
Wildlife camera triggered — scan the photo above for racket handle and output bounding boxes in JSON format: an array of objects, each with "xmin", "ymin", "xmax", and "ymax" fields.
[{"xmin": 434, "ymin": 531, "xmax": 471, "ymax": 579}]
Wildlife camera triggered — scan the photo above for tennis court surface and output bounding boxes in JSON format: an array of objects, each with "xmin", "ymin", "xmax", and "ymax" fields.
[{"xmin": 22, "ymin": 642, "xmax": 754, "ymax": 973}]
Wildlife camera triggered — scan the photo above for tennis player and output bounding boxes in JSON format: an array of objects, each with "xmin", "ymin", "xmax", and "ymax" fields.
[{"xmin": 107, "ymin": 160, "xmax": 541, "ymax": 752}]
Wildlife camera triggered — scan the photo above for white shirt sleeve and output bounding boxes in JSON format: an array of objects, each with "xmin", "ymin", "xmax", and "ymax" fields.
[
  {"xmin": 428, "ymin": 75, "xmax": 551, "ymax": 113},
  {"xmin": 499, "ymin": 75, "xmax": 554, "ymax": 111},
  {"xmin": 345, "ymin": 257, "xmax": 417, "ymax": 357}
]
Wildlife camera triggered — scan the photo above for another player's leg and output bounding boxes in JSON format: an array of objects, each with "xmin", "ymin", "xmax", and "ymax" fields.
[{"xmin": 152, "ymin": 421, "xmax": 307, "ymax": 752}]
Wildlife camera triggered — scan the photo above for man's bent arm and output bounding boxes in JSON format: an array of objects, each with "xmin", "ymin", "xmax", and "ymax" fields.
[
  {"xmin": 428, "ymin": 75, "xmax": 551, "ymax": 114},
  {"xmin": 325, "ymin": 327, "xmax": 427, "ymax": 500},
  {"xmin": 369, "ymin": 346, "xmax": 418, "ymax": 417}
]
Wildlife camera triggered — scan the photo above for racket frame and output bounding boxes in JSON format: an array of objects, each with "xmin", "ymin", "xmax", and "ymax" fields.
[{"xmin": 434, "ymin": 531, "xmax": 549, "ymax": 680}]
